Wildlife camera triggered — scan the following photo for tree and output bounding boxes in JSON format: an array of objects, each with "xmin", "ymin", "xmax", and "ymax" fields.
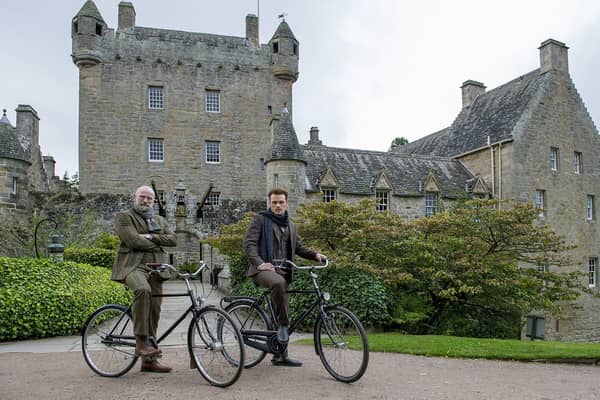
[{"xmin": 389, "ymin": 136, "xmax": 409, "ymax": 151}]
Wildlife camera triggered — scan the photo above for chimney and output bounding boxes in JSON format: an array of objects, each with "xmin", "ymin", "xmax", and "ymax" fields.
[
  {"xmin": 118, "ymin": 2, "xmax": 136, "ymax": 30},
  {"xmin": 246, "ymin": 14, "xmax": 259, "ymax": 47},
  {"xmin": 43, "ymin": 155, "xmax": 57, "ymax": 179},
  {"xmin": 539, "ymin": 39, "xmax": 568, "ymax": 74},
  {"xmin": 15, "ymin": 104, "xmax": 40, "ymax": 155},
  {"xmin": 461, "ymin": 80, "xmax": 486, "ymax": 108},
  {"xmin": 308, "ymin": 126, "xmax": 322, "ymax": 146},
  {"xmin": 269, "ymin": 113, "xmax": 281, "ymax": 144}
]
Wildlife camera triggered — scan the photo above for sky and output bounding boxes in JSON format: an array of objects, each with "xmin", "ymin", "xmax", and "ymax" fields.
[{"xmin": 2, "ymin": 0, "xmax": 600, "ymax": 178}]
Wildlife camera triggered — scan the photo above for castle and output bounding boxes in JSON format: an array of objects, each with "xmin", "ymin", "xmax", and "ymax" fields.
[{"xmin": 71, "ymin": 1, "xmax": 600, "ymax": 341}]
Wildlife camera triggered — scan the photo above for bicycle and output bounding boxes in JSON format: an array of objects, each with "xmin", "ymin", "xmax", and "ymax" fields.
[
  {"xmin": 81, "ymin": 262, "xmax": 245, "ymax": 387},
  {"xmin": 221, "ymin": 258, "xmax": 369, "ymax": 383}
]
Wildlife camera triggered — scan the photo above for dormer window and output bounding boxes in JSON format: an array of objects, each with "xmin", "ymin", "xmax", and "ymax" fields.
[
  {"xmin": 96, "ymin": 23, "xmax": 103, "ymax": 36},
  {"xmin": 72, "ymin": 19, "xmax": 79, "ymax": 34},
  {"xmin": 272, "ymin": 41, "xmax": 279, "ymax": 53},
  {"xmin": 293, "ymin": 43, "xmax": 298, "ymax": 55}
]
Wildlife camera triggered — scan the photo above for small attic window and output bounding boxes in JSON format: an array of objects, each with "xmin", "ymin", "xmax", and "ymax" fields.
[
  {"xmin": 72, "ymin": 19, "xmax": 79, "ymax": 34},
  {"xmin": 293, "ymin": 43, "xmax": 298, "ymax": 55},
  {"xmin": 96, "ymin": 23, "xmax": 103, "ymax": 36},
  {"xmin": 272, "ymin": 41, "xmax": 279, "ymax": 53}
]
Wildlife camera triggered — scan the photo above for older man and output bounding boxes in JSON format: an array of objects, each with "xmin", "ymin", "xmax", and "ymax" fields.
[
  {"xmin": 112, "ymin": 185, "xmax": 177, "ymax": 373},
  {"xmin": 243, "ymin": 188, "xmax": 326, "ymax": 367}
]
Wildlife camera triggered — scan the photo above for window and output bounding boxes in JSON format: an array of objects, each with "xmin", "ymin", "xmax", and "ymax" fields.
[
  {"xmin": 96, "ymin": 23, "xmax": 103, "ymax": 36},
  {"xmin": 204, "ymin": 192, "xmax": 220, "ymax": 206},
  {"xmin": 274, "ymin": 174, "xmax": 279, "ymax": 187},
  {"xmin": 535, "ymin": 190, "xmax": 545, "ymax": 217},
  {"xmin": 425, "ymin": 192, "xmax": 438, "ymax": 216},
  {"xmin": 205, "ymin": 90, "xmax": 220, "ymax": 113},
  {"xmin": 148, "ymin": 138, "xmax": 164, "ymax": 162},
  {"xmin": 322, "ymin": 189, "xmax": 336, "ymax": 203},
  {"xmin": 550, "ymin": 147, "xmax": 559, "ymax": 171},
  {"xmin": 11, "ymin": 177, "xmax": 17, "ymax": 195},
  {"xmin": 148, "ymin": 86, "xmax": 164, "ymax": 109},
  {"xmin": 206, "ymin": 141, "xmax": 220, "ymax": 163},
  {"xmin": 589, "ymin": 258, "xmax": 597, "ymax": 287},
  {"xmin": 587, "ymin": 195, "xmax": 595, "ymax": 221},
  {"xmin": 376, "ymin": 190, "xmax": 389, "ymax": 212},
  {"xmin": 293, "ymin": 43, "xmax": 298, "ymax": 55},
  {"xmin": 259, "ymin": 158, "xmax": 265, "ymax": 172},
  {"xmin": 574, "ymin": 152, "xmax": 582, "ymax": 174},
  {"xmin": 272, "ymin": 41, "xmax": 279, "ymax": 53}
]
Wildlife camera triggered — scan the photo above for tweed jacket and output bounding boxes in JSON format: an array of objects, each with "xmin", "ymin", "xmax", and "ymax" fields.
[
  {"xmin": 243, "ymin": 213, "xmax": 317, "ymax": 280},
  {"xmin": 111, "ymin": 209, "xmax": 177, "ymax": 282}
]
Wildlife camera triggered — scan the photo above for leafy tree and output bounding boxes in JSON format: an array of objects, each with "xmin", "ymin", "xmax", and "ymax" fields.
[{"xmin": 389, "ymin": 136, "xmax": 409, "ymax": 151}]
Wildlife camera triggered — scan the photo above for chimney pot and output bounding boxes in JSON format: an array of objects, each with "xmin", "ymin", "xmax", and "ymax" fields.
[{"xmin": 308, "ymin": 126, "xmax": 322, "ymax": 146}]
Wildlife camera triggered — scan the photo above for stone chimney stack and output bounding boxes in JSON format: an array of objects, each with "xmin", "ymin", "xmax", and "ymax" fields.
[
  {"xmin": 461, "ymin": 80, "xmax": 486, "ymax": 108},
  {"xmin": 246, "ymin": 14, "xmax": 259, "ymax": 47},
  {"xmin": 308, "ymin": 126, "xmax": 322, "ymax": 146},
  {"xmin": 539, "ymin": 38, "xmax": 569, "ymax": 74},
  {"xmin": 15, "ymin": 105, "xmax": 40, "ymax": 156},
  {"xmin": 43, "ymin": 156, "xmax": 57, "ymax": 178},
  {"xmin": 118, "ymin": 2, "xmax": 136, "ymax": 30}
]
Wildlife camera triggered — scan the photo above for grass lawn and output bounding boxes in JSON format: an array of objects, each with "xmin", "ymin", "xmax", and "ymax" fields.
[{"xmin": 298, "ymin": 333, "xmax": 600, "ymax": 361}]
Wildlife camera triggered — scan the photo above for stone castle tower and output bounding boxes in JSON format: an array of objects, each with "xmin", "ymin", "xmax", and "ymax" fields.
[{"xmin": 71, "ymin": 0, "xmax": 299, "ymax": 207}]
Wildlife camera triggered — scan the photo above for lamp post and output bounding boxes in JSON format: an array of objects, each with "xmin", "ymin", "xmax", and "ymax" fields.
[
  {"xmin": 47, "ymin": 235, "xmax": 65, "ymax": 262},
  {"xmin": 34, "ymin": 218, "xmax": 59, "ymax": 258}
]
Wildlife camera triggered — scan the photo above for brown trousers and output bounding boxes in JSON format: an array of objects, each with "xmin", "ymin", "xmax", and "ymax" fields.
[
  {"xmin": 252, "ymin": 270, "xmax": 289, "ymax": 326},
  {"xmin": 124, "ymin": 267, "xmax": 163, "ymax": 337}
]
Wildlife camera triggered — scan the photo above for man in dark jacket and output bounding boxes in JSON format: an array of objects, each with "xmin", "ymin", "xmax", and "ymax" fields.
[
  {"xmin": 113, "ymin": 185, "xmax": 177, "ymax": 373},
  {"xmin": 243, "ymin": 188, "xmax": 325, "ymax": 367}
]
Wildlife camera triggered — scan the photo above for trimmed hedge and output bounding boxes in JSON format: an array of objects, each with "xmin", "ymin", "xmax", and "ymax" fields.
[
  {"xmin": 0, "ymin": 257, "xmax": 131, "ymax": 341},
  {"xmin": 230, "ymin": 256, "xmax": 391, "ymax": 329},
  {"xmin": 64, "ymin": 247, "xmax": 115, "ymax": 269}
]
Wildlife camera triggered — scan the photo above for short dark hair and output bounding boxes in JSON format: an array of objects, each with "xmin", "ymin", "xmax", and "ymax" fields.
[{"xmin": 268, "ymin": 188, "xmax": 288, "ymax": 200}]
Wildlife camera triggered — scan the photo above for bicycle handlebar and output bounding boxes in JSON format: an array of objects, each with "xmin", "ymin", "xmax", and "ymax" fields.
[
  {"xmin": 145, "ymin": 262, "xmax": 207, "ymax": 278},
  {"xmin": 272, "ymin": 258, "xmax": 328, "ymax": 270}
]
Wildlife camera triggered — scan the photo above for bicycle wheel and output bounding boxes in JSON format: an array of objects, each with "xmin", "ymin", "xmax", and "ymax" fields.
[
  {"xmin": 225, "ymin": 301, "xmax": 271, "ymax": 368},
  {"xmin": 315, "ymin": 305, "xmax": 369, "ymax": 383},
  {"xmin": 81, "ymin": 304, "xmax": 138, "ymax": 377},
  {"xmin": 188, "ymin": 307, "xmax": 244, "ymax": 387}
]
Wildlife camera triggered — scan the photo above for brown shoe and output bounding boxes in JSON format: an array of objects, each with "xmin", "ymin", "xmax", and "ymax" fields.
[
  {"xmin": 141, "ymin": 359, "xmax": 172, "ymax": 373},
  {"xmin": 135, "ymin": 346, "xmax": 161, "ymax": 358}
]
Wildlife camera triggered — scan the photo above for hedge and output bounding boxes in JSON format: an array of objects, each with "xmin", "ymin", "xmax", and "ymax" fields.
[
  {"xmin": 0, "ymin": 257, "xmax": 131, "ymax": 341},
  {"xmin": 64, "ymin": 247, "xmax": 115, "ymax": 269}
]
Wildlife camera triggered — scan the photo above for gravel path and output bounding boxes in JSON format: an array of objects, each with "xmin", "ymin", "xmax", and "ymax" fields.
[{"xmin": 2, "ymin": 344, "xmax": 600, "ymax": 400}]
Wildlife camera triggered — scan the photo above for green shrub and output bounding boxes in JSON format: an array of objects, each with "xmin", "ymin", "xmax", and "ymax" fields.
[
  {"xmin": 64, "ymin": 247, "xmax": 115, "ymax": 269},
  {"xmin": 95, "ymin": 232, "xmax": 120, "ymax": 250},
  {"xmin": 0, "ymin": 257, "xmax": 131, "ymax": 341}
]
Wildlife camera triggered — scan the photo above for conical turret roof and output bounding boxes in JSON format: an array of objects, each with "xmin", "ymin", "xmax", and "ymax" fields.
[
  {"xmin": 268, "ymin": 107, "xmax": 305, "ymax": 163},
  {"xmin": 270, "ymin": 20, "xmax": 297, "ymax": 41},
  {"xmin": 76, "ymin": 0, "xmax": 105, "ymax": 23}
]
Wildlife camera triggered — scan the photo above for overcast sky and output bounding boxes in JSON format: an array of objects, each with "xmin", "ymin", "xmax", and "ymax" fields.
[{"xmin": 2, "ymin": 0, "xmax": 600, "ymax": 177}]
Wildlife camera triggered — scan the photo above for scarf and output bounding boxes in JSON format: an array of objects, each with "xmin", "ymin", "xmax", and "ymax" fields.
[
  {"xmin": 259, "ymin": 209, "xmax": 289, "ymax": 263},
  {"xmin": 133, "ymin": 203, "xmax": 162, "ymax": 232}
]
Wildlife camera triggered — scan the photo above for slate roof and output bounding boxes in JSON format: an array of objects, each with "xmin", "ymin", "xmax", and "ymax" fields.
[
  {"xmin": 75, "ymin": 0, "xmax": 105, "ymax": 23},
  {"xmin": 270, "ymin": 20, "xmax": 297, "ymax": 41},
  {"xmin": 0, "ymin": 123, "xmax": 27, "ymax": 161},
  {"xmin": 303, "ymin": 145, "xmax": 474, "ymax": 197},
  {"xmin": 267, "ymin": 109, "xmax": 306, "ymax": 163},
  {"xmin": 404, "ymin": 69, "xmax": 549, "ymax": 157}
]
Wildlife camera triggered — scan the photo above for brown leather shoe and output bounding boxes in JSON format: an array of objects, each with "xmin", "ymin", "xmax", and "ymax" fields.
[
  {"xmin": 141, "ymin": 359, "xmax": 172, "ymax": 373},
  {"xmin": 135, "ymin": 346, "xmax": 161, "ymax": 358}
]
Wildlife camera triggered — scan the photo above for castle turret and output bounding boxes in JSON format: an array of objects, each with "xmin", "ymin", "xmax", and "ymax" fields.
[
  {"xmin": 71, "ymin": 0, "xmax": 106, "ymax": 67},
  {"xmin": 265, "ymin": 107, "xmax": 306, "ymax": 215},
  {"xmin": 269, "ymin": 19, "xmax": 299, "ymax": 82}
]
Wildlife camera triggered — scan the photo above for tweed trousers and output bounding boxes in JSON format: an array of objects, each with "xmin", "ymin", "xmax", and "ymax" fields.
[
  {"xmin": 252, "ymin": 270, "xmax": 289, "ymax": 325},
  {"xmin": 124, "ymin": 266, "xmax": 163, "ymax": 337}
]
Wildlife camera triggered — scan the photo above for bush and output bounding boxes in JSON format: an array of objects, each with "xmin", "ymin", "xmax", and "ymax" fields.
[
  {"xmin": 95, "ymin": 232, "xmax": 120, "ymax": 250},
  {"xmin": 0, "ymin": 257, "xmax": 131, "ymax": 341},
  {"xmin": 64, "ymin": 247, "xmax": 115, "ymax": 269}
]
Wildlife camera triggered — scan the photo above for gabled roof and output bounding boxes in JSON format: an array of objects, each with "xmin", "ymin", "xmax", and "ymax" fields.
[
  {"xmin": 405, "ymin": 69, "xmax": 550, "ymax": 157},
  {"xmin": 0, "ymin": 123, "xmax": 28, "ymax": 161},
  {"xmin": 75, "ymin": 0, "xmax": 105, "ymax": 23},
  {"xmin": 270, "ymin": 20, "xmax": 297, "ymax": 41},
  {"xmin": 267, "ymin": 108, "xmax": 305, "ymax": 164},
  {"xmin": 303, "ymin": 145, "xmax": 473, "ymax": 197}
]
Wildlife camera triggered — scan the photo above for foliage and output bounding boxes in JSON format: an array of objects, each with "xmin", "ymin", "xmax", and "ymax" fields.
[
  {"xmin": 0, "ymin": 212, "xmax": 34, "ymax": 258},
  {"xmin": 95, "ymin": 232, "xmax": 120, "ymax": 250},
  {"xmin": 389, "ymin": 136, "xmax": 409, "ymax": 151},
  {"xmin": 64, "ymin": 247, "xmax": 115, "ymax": 269},
  {"xmin": 0, "ymin": 257, "xmax": 131, "ymax": 341},
  {"xmin": 206, "ymin": 212, "xmax": 392, "ymax": 328},
  {"xmin": 296, "ymin": 199, "xmax": 586, "ymax": 338}
]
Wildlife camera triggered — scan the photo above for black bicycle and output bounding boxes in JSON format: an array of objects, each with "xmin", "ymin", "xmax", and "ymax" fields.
[
  {"xmin": 81, "ymin": 262, "xmax": 245, "ymax": 387},
  {"xmin": 221, "ymin": 259, "xmax": 369, "ymax": 383}
]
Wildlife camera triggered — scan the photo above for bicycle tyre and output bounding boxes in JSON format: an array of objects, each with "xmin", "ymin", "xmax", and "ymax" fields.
[
  {"xmin": 188, "ymin": 306, "xmax": 245, "ymax": 387},
  {"xmin": 225, "ymin": 300, "xmax": 271, "ymax": 368},
  {"xmin": 81, "ymin": 304, "xmax": 138, "ymax": 377},
  {"xmin": 315, "ymin": 305, "xmax": 369, "ymax": 383}
]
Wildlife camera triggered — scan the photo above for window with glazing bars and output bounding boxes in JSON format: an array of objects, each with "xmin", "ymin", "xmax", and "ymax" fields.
[
  {"xmin": 376, "ymin": 190, "xmax": 389, "ymax": 212},
  {"xmin": 205, "ymin": 90, "xmax": 220, "ymax": 113},
  {"xmin": 148, "ymin": 138, "xmax": 164, "ymax": 162},
  {"xmin": 425, "ymin": 192, "xmax": 437, "ymax": 216},
  {"xmin": 535, "ymin": 190, "xmax": 545, "ymax": 217},
  {"xmin": 206, "ymin": 141, "xmax": 220, "ymax": 163},
  {"xmin": 148, "ymin": 86, "xmax": 164, "ymax": 109},
  {"xmin": 574, "ymin": 151, "xmax": 582, "ymax": 174},
  {"xmin": 322, "ymin": 189, "xmax": 336, "ymax": 203},
  {"xmin": 589, "ymin": 257, "xmax": 597, "ymax": 287}
]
